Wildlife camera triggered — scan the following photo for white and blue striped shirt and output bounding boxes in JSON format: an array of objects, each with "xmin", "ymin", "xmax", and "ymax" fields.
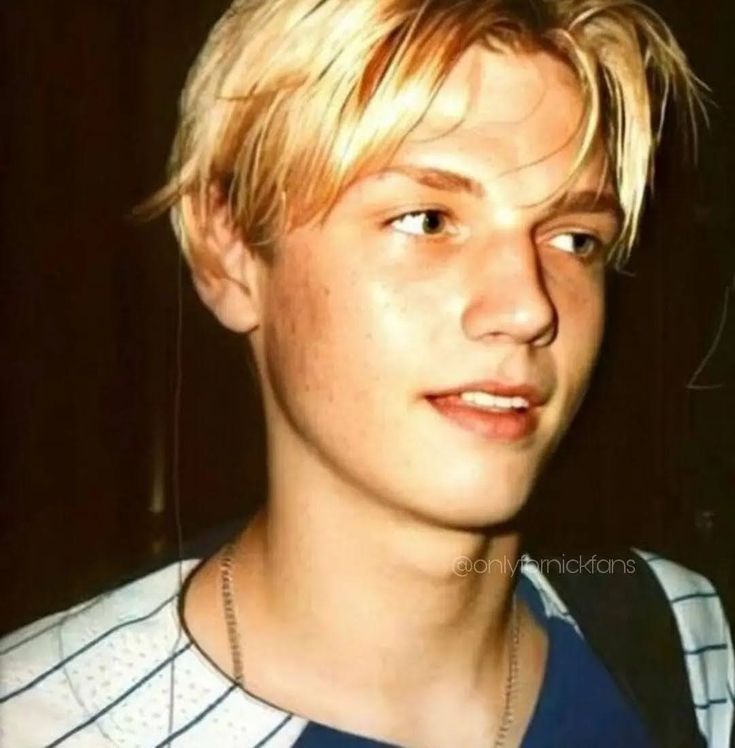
[{"xmin": 1, "ymin": 553, "xmax": 733, "ymax": 747}]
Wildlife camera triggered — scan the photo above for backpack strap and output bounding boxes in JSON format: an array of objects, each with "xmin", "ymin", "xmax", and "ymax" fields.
[{"xmin": 543, "ymin": 549, "xmax": 706, "ymax": 748}]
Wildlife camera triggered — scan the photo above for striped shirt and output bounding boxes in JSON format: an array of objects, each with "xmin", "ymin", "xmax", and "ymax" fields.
[{"xmin": 1, "ymin": 552, "xmax": 733, "ymax": 747}]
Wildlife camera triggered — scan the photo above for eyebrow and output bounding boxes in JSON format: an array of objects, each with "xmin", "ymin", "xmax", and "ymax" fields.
[
  {"xmin": 373, "ymin": 165, "xmax": 486, "ymax": 198},
  {"xmin": 370, "ymin": 165, "xmax": 623, "ymax": 222},
  {"xmin": 545, "ymin": 189, "xmax": 623, "ymax": 224}
]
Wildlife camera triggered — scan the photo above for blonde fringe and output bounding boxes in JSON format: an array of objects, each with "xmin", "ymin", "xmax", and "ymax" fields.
[{"xmin": 136, "ymin": 0, "xmax": 706, "ymax": 271}]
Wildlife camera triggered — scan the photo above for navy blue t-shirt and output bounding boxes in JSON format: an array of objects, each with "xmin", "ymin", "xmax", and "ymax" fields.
[{"xmin": 294, "ymin": 574, "xmax": 653, "ymax": 747}]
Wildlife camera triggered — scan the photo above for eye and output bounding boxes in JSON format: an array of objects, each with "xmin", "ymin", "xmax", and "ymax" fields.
[
  {"xmin": 548, "ymin": 231, "xmax": 602, "ymax": 258},
  {"xmin": 389, "ymin": 210, "xmax": 451, "ymax": 237}
]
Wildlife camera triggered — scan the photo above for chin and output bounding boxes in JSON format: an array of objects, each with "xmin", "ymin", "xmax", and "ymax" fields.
[
  {"xmin": 401, "ymin": 480, "xmax": 534, "ymax": 532},
  {"xmin": 448, "ymin": 498, "xmax": 528, "ymax": 531}
]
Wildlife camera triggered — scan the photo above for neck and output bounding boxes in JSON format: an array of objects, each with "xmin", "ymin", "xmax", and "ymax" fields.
[
  {"xmin": 234, "ymin": 441, "xmax": 523, "ymax": 700},
  {"xmin": 182, "ymin": 424, "xmax": 542, "ymax": 745}
]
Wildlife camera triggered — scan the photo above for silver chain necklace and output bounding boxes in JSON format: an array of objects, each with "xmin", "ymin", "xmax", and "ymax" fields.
[{"xmin": 220, "ymin": 540, "xmax": 521, "ymax": 747}]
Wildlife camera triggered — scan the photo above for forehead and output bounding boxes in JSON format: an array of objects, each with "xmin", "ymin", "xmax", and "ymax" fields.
[
  {"xmin": 416, "ymin": 45, "xmax": 583, "ymax": 133},
  {"xmin": 388, "ymin": 45, "xmax": 607, "ymax": 202}
]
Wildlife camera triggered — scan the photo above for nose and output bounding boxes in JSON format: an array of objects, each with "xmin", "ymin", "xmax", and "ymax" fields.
[{"xmin": 460, "ymin": 235, "xmax": 557, "ymax": 346}]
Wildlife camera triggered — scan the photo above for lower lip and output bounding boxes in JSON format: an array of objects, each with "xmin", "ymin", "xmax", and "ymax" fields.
[{"xmin": 426, "ymin": 395, "xmax": 539, "ymax": 441}]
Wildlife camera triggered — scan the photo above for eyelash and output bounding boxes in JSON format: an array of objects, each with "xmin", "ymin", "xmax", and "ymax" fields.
[
  {"xmin": 387, "ymin": 209, "xmax": 454, "ymax": 240},
  {"xmin": 388, "ymin": 209, "xmax": 605, "ymax": 258},
  {"xmin": 546, "ymin": 231, "xmax": 604, "ymax": 258}
]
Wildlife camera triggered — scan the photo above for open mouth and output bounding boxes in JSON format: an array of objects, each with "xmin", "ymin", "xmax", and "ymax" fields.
[
  {"xmin": 425, "ymin": 389, "xmax": 540, "ymax": 441},
  {"xmin": 444, "ymin": 390, "xmax": 531, "ymax": 412}
]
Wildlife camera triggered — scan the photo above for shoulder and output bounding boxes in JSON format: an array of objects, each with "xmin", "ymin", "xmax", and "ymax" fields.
[
  {"xmin": 0, "ymin": 560, "xmax": 307, "ymax": 747},
  {"xmin": 521, "ymin": 550, "xmax": 735, "ymax": 746},
  {"xmin": 633, "ymin": 550, "xmax": 735, "ymax": 744},
  {"xmin": 0, "ymin": 561, "xmax": 197, "ymax": 746},
  {"xmin": 633, "ymin": 549, "xmax": 728, "ymax": 640}
]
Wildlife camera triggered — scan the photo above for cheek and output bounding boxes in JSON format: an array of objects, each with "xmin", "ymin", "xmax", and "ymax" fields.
[
  {"xmin": 262, "ymin": 253, "xmax": 338, "ymax": 401},
  {"xmin": 560, "ymin": 276, "xmax": 605, "ymax": 378},
  {"xmin": 259, "ymin": 229, "xmax": 448, "ymax": 418},
  {"xmin": 261, "ymin": 249, "xmax": 395, "ymax": 410},
  {"xmin": 574, "ymin": 284, "xmax": 605, "ymax": 370}
]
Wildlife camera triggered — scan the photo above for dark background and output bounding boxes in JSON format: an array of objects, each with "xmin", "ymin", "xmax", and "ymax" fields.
[{"xmin": 1, "ymin": 0, "xmax": 733, "ymax": 635}]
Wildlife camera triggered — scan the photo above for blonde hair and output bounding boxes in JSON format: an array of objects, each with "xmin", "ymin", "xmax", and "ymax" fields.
[{"xmin": 141, "ymin": 0, "xmax": 705, "ymax": 270}]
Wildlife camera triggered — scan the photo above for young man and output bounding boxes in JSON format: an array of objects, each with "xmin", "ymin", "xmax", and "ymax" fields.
[{"xmin": 1, "ymin": 0, "xmax": 733, "ymax": 746}]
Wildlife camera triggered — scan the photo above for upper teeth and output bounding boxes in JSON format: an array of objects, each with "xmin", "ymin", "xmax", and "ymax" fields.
[{"xmin": 459, "ymin": 391, "xmax": 529, "ymax": 410}]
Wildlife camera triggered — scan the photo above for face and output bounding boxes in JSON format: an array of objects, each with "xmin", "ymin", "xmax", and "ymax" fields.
[{"xmin": 250, "ymin": 47, "xmax": 620, "ymax": 529}]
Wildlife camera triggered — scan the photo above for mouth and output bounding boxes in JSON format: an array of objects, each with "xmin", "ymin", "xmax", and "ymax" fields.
[{"xmin": 424, "ymin": 381, "xmax": 545, "ymax": 442}]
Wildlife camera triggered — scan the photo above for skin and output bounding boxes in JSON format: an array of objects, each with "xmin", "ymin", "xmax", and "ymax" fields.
[{"xmin": 183, "ymin": 46, "xmax": 622, "ymax": 747}]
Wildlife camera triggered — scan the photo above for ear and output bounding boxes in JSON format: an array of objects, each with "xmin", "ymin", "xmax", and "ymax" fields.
[{"xmin": 183, "ymin": 188, "xmax": 266, "ymax": 334}]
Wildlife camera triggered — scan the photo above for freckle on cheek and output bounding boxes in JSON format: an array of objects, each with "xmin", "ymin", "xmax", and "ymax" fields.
[{"xmin": 267, "ymin": 265, "xmax": 336, "ymax": 394}]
